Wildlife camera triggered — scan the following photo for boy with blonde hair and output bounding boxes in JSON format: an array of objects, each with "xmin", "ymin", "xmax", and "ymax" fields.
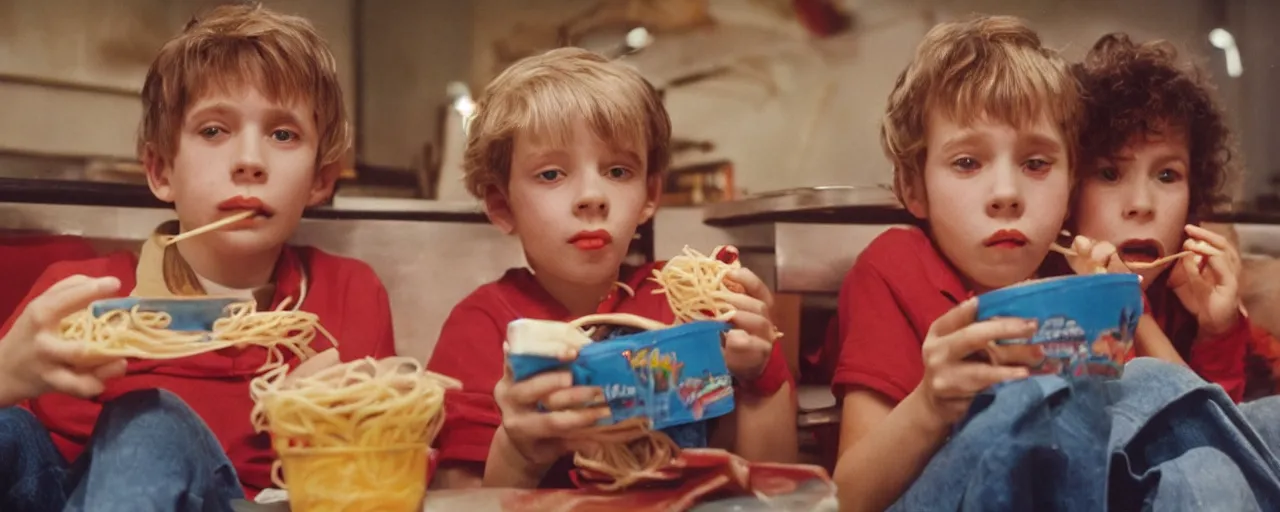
[
  {"xmin": 428, "ymin": 47, "xmax": 797, "ymax": 489},
  {"xmin": 827, "ymin": 15, "xmax": 1081, "ymax": 510},
  {"xmin": 0, "ymin": 4, "xmax": 394, "ymax": 509}
]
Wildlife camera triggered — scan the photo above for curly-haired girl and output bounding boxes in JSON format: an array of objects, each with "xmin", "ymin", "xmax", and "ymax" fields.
[{"xmin": 1065, "ymin": 33, "xmax": 1271, "ymax": 401}]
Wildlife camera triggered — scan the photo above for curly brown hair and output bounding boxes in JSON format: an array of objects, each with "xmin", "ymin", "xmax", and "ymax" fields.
[{"xmin": 1072, "ymin": 33, "xmax": 1237, "ymax": 218}]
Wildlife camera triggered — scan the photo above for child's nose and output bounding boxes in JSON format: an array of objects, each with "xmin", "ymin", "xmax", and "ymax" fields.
[
  {"xmin": 232, "ymin": 163, "xmax": 267, "ymax": 185},
  {"xmin": 575, "ymin": 195, "xmax": 608, "ymax": 215}
]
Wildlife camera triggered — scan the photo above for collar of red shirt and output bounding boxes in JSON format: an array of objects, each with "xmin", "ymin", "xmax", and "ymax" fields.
[
  {"xmin": 133, "ymin": 220, "xmax": 309, "ymax": 311},
  {"xmin": 506, "ymin": 263, "xmax": 664, "ymax": 320},
  {"xmin": 907, "ymin": 226, "xmax": 976, "ymax": 305}
]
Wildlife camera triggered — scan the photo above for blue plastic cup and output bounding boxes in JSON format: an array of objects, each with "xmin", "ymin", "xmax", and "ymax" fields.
[{"xmin": 976, "ymin": 274, "xmax": 1143, "ymax": 379}]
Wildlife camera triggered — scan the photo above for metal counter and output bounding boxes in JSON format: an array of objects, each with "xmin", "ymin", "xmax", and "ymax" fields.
[
  {"xmin": 657, "ymin": 186, "xmax": 914, "ymax": 294},
  {"xmin": 0, "ymin": 201, "xmax": 525, "ymax": 363}
]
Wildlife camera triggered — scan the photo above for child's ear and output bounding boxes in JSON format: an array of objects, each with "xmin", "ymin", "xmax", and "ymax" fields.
[
  {"xmin": 307, "ymin": 160, "xmax": 342, "ymax": 206},
  {"xmin": 143, "ymin": 144, "xmax": 175, "ymax": 203},
  {"xmin": 898, "ymin": 174, "xmax": 929, "ymax": 220},
  {"xmin": 483, "ymin": 186, "xmax": 517, "ymax": 234},
  {"xmin": 639, "ymin": 172, "xmax": 664, "ymax": 224}
]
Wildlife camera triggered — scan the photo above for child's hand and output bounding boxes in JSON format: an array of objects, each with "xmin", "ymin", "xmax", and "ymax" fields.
[
  {"xmin": 1169, "ymin": 224, "xmax": 1242, "ymax": 337},
  {"xmin": 1065, "ymin": 236, "xmax": 1130, "ymax": 275},
  {"xmin": 0, "ymin": 276, "xmax": 128, "ymax": 406},
  {"xmin": 716, "ymin": 248, "xmax": 778, "ymax": 381},
  {"xmin": 492, "ymin": 361, "xmax": 611, "ymax": 471},
  {"xmin": 912, "ymin": 299, "xmax": 1034, "ymax": 428}
]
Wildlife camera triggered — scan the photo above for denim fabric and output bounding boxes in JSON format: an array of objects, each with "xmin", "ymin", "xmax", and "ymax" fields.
[
  {"xmin": 1107, "ymin": 358, "xmax": 1280, "ymax": 511},
  {"xmin": 888, "ymin": 375, "xmax": 1112, "ymax": 512},
  {"xmin": 0, "ymin": 407, "xmax": 70, "ymax": 512},
  {"xmin": 0, "ymin": 389, "xmax": 244, "ymax": 512},
  {"xmin": 890, "ymin": 358, "xmax": 1280, "ymax": 512}
]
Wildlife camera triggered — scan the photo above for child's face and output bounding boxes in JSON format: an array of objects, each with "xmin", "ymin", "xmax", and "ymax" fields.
[
  {"xmin": 491, "ymin": 118, "xmax": 659, "ymax": 286},
  {"xmin": 1075, "ymin": 128, "xmax": 1191, "ymax": 283},
  {"xmin": 907, "ymin": 112, "xmax": 1070, "ymax": 292},
  {"xmin": 147, "ymin": 86, "xmax": 334, "ymax": 257}
]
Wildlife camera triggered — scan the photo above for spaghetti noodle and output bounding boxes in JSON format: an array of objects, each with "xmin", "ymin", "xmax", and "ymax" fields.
[
  {"xmin": 651, "ymin": 246, "xmax": 743, "ymax": 324},
  {"xmin": 250, "ymin": 357, "xmax": 459, "ymax": 511},
  {"xmin": 562, "ymin": 316, "xmax": 684, "ymax": 492},
  {"xmin": 162, "ymin": 210, "xmax": 256, "ymax": 246},
  {"xmin": 1052, "ymin": 230, "xmax": 1196, "ymax": 271},
  {"xmin": 59, "ymin": 300, "xmax": 330, "ymax": 372},
  {"xmin": 569, "ymin": 417, "xmax": 682, "ymax": 491}
]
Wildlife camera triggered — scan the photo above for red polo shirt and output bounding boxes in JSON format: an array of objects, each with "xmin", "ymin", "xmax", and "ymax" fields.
[
  {"xmin": 0, "ymin": 245, "xmax": 396, "ymax": 497},
  {"xmin": 828, "ymin": 227, "xmax": 971, "ymax": 403},
  {"xmin": 427, "ymin": 262, "xmax": 792, "ymax": 487},
  {"xmin": 1143, "ymin": 272, "xmax": 1248, "ymax": 402},
  {"xmin": 828, "ymin": 226, "xmax": 1249, "ymax": 404}
]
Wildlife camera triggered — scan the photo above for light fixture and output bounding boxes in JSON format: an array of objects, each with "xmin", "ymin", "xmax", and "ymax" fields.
[
  {"xmin": 625, "ymin": 27, "xmax": 653, "ymax": 51},
  {"xmin": 1209, "ymin": 28, "xmax": 1243, "ymax": 78},
  {"xmin": 446, "ymin": 81, "xmax": 476, "ymax": 133}
]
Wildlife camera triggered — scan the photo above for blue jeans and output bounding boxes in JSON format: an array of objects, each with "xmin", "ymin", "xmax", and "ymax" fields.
[
  {"xmin": 0, "ymin": 389, "xmax": 244, "ymax": 512},
  {"xmin": 890, "ymin": 358, "xmax": 1280, "ymax": 512}
]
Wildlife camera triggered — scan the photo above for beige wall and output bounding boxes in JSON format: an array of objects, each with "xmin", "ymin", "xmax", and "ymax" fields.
[
  {"xmin": 357, "ymin": 0, "xmax": 474, "ymax": 170},
  {"xmin": 2, "ymin": 0, "xmax": 1257, "ymax": 200},
  {"xmin": 466, "ymin": 0, "xmax": 1221, "ymax": 195},
  {"xmin": 0, "ymin": 0, "xmax": 356, "ymax": 160}
]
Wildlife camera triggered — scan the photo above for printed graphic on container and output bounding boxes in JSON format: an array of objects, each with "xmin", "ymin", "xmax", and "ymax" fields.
[
  {"xmin": 507, "ymin": 321, "xmax": 735, "ymax": 431},
  {"xmin": 977, "ymin": 274, "xmax": 1144, "ymax": 379},
  {"xmin": 987, "ymin": 309, "xmax": 1140, "ymax": 378}
]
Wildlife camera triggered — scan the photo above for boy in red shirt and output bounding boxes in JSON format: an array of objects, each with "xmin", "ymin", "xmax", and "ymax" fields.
[
  {"xmin": 827, "ymin": 16, "xmax": 1082, "ymax": 511},
  {"xmin": 428, "ymin": 48, "xmax": 796, "ymax": 489},
  {"xmin": 1063, "ymin": 33, "xmax": 1255, "ymax": 401},
  {"xmin": 0, "ymin": 4, "xmax": 393, "ymax": 509}
]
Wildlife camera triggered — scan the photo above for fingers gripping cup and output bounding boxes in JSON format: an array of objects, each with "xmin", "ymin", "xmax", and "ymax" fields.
[{"xmin": 977, "ymin": 274, "xmax": 1143, "ymax": 378}]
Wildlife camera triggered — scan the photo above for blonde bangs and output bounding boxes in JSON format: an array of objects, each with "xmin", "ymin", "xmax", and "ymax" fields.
[
  {"xmin": 139, "ymin": 4, "xmax": 350, "ymax": 166},
  {"xmin": 881, "ymin": 15, "xmax": 1081, "ymax": 204},
  {"xmin": 930, "ymin": 46, "xmax": 1079, "ymax": 140},
  {"xmin": 462, "ymin": 47, "xmax": 671, "ymax": 199},
  {"xmin": 181, "ymin": 43, "xmax": 317, "ymax": 118},
  {"xmin": 513, "ymin": 77, "xmax": 650, "ymax": 159}
]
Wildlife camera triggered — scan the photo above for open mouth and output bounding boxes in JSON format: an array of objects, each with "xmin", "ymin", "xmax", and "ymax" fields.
[{"xmin": 1117, "ymin": 239, "xmax": 1163, "ymax": 264}]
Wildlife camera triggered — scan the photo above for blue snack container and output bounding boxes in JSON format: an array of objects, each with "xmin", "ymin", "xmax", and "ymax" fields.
[
  {"xmin": 506, "ymin": 320, "xmax": 736, "ymax": 432},
  {"xmin": 89, "ymin": 297, "xmax": 242, "ymax": 332},
  {"xmin": 976, "ymin": 274, "xmax": 1143, "ymax": 379}
]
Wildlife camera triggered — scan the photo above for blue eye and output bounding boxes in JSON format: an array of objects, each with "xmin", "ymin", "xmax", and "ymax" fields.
[{"xmin": 271, "ymin": 130, "xmax": 297, "ymax": 142}]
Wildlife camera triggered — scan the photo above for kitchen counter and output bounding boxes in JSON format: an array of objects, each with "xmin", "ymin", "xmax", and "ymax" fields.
[
  {"xmin": 0, "ymin": 177, "xmax": 488, "ymax": 223},
  {"xmin": 702, "ymin": 185, "xmax": 915, "ymax": 226}
]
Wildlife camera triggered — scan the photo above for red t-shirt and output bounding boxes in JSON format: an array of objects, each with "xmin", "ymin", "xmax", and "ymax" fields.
[
  {"xmin": 427, "ymin": 262, "xmax": 792, "ymax": 487},
  {"xmin": 828, "ymin": 227, "xmax": 971, "ymax": 402},
  {"xmin": 828, "ymin": 226, "xmax": 1248, "ymax": 404},
  {"xmin": 0, "ymin": 246, "xmax": 397, "ymax": 497},
  {"xmin": 1144, "ymin": 272, "xmax": 1248, "ymax": 402},
  {"xmin": 0, "ymin": 235, "xmax": 97, "ymax": 321}
]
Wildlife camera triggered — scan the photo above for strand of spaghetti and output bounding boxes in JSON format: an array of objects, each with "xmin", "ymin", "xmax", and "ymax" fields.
[
  {"xmin": 569, "ymin": 418, "xmax": 681, "ymax": 491},
  {"xmin": 568, "ymin": 313, "xmax": 670, "ymax": 332},
  {"xmin": 162, "ymin": 210, "xmax": 256, "ymax": 247},
  {"xmin": 250, "ymin": 357, "xmax": 457, "ymax": 510},
  {"xmin": 60, "ymin": 302, "xmax": 329, "ymax": 372},
  {"xmin": 651, "ymin": 246, "xmax": 741, "ymax": 324}
]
